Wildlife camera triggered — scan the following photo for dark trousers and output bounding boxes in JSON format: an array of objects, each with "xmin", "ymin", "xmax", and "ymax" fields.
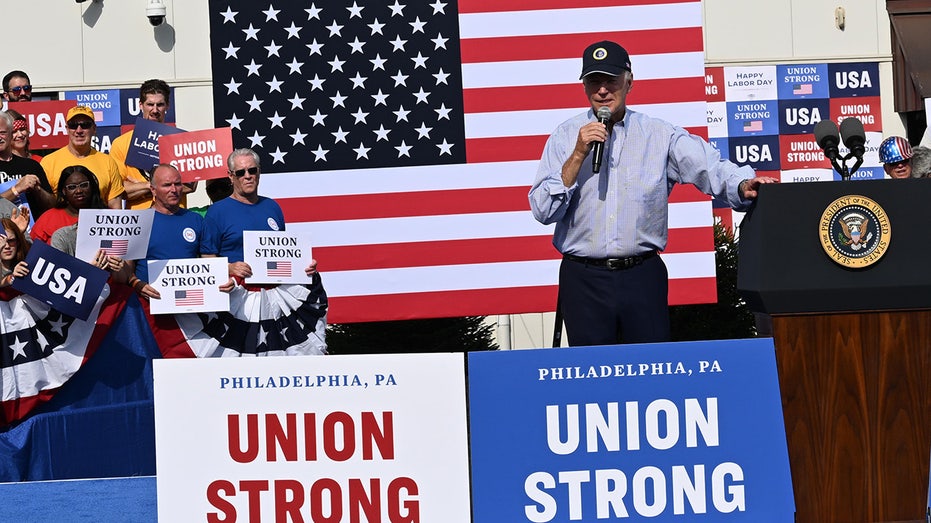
[{"xmin": 559, "ymin": 254, "xmax": 671, "ymax": 346}]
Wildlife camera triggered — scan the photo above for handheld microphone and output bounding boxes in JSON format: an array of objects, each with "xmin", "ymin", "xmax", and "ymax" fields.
[
  {"xmin": 592, "ymin": 106, "xmax": 612, "ymax": 173},
  {"xmin": 813, "ymin": 120, "xmax": 840, "ymax": 160}
]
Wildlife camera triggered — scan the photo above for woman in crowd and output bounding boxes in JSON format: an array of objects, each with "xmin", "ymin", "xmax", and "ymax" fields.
[
  {"xmin": 5, "ymin": 109, "xmax": 42, "ymax": 163},
  {"xmin": 37, "ymin": 166, "xmax": 128, "ymax": 280},
  {"xmin": 0, "ymin": 217, "xmax": 30, "ymax": 289},
  {"xmin": 30, "ymin": 165, "xmax": 104, "ymax": 243}
]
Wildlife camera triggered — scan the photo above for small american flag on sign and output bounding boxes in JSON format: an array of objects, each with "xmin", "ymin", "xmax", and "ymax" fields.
[
  {"xmin": 743, "ymin": 120, "xmax": 763, "ymax": 132},
  {"xmin": 792, "ymin": 83, "xmax": 813, "ymax": 95},
  {"xmin": 267, "ymin": 260, "xmax": 292, "ymax": 277},
  {"xmin": 99, "ymin": 239, "xmax": 129, "ymax": 256},
  {"xmin": 175, "ymin": 289, "xmax": 204, "ymax": 306}
]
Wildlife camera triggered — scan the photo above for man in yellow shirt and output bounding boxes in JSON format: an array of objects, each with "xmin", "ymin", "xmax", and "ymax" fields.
[
  {"xmin": 109, "ymin": 79, "xmax": 193, "ymax": 209},
  {"xmin": 40, "ymin": 106, "xmax": 126, "ymax": 209}
]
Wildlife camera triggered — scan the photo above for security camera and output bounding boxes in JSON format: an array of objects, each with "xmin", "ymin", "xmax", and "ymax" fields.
[{"xmin": 146, "ymin": 0, "xmax": 167, "ymax": 26}]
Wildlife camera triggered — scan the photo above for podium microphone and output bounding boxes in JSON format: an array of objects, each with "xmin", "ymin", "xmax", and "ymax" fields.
[
  {"xmin": 813, "ymin": 120, "xmax": 840, "ymax": 160},
  {"xmin": 592, "ymin": 106, "xmax": 612, "ymax": 173},
  {"xmin": 840, "ymin": 117, "xmax": 866, "ymax": 159}
]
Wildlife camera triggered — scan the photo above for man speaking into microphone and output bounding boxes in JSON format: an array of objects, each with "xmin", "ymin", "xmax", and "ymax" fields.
[{"xmin": 529, "ymin": 40, "xmax": 778, "ymax": 346}]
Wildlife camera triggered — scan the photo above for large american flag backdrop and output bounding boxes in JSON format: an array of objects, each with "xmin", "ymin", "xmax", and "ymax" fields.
[{"xmin": 208, "ymin": 0, "xmax": 714, "ymax": 323}]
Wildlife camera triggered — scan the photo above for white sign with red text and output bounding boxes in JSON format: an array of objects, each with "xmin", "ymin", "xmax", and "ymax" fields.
[{"xmin": 153, "ymin": 353, "xmax": 471, "ymax": 523}]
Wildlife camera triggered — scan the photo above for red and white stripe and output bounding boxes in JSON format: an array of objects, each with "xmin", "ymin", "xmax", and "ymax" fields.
[
  {"xmin": 264, "ymin": 0, "xmax": 712, "ymax": 323},
  {"xmin": 0, "ymin": 285, "xmax": 131, "ymax": 426}
]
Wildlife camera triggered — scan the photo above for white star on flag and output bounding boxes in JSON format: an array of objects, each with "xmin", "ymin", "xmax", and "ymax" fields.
[{"xmin": 207, "ymin": 0, "xmax": 716, "ymax": 323}]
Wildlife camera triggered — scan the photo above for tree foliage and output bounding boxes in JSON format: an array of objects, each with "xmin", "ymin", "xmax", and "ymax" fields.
[
  {"xmin": 326, "ymin": 223, "xmax": 754, "ymax": 353},
  {"xmin": 669, "ymin": 222, "xmax": 757, "ymax": 341},
  {"xmin": 326, "ymin": 316, "xmax": 498, "ymax": 355}
]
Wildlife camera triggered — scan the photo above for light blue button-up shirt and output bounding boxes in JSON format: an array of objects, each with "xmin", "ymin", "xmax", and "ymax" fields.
[{"xmin": 529, "ymin": 109, "xmax": 754, "ymax": 258}]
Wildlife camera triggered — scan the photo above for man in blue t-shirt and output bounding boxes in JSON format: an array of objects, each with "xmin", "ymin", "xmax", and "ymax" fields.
[
  {"xmin": 128, "ymin": 163, "xmax": 207, "ymax": 299},
  {"xmin": 201, "ymin": 148, "xmax": 317, "ymax": 281}
]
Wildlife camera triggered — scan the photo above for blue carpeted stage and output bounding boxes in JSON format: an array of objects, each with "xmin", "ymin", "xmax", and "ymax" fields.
[
  {"xmin": 0, "ymin": 476, "xmax": 156, "ymax": 522},
  {"xmin": 0, "ymin": 296, "xmax": 159, "ymax": 521}
]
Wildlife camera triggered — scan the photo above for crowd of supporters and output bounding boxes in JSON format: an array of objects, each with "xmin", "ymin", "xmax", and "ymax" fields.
[{"xmin": 0, "ymin": 71, "xmax": 326, "ymax": 353}]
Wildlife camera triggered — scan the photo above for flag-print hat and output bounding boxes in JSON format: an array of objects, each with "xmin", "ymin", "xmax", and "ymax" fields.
[
  {"xmin": 878, "ymin": 136, "xmax": 913, "ymax": 164},
  {"xmin": 580, "ymin": 41, "xmax": 632, "ymax": 79}
]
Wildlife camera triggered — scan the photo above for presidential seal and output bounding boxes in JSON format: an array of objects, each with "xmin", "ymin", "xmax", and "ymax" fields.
[{"xmin": 819, "ymin": 195, "xmax": 890, "ymax": 268}]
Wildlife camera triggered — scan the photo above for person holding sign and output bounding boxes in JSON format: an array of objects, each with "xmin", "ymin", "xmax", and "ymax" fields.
[
  {"xmin": 40, "ymin": 106, "xmax": 126, "ymax": 210},
  {"xmin": 127, "ymin": 164, "xmax": 210, "ymax": 299},
  {"xmin": 110, "ymin": 79, "xmax": 194, "ymax": 210},
  {"xmin": 47, "ymin": 221, "xmax": 125, "ymax": 275},
  {"xmin": 0, "ymin": 112, "xmax": 54, "ymax": 218},
  {"xmin": 0, "ymin": 218, "xmax": 30, "ymax": 289},
  {"xmin": 202, "ymin": 148, "xmax": 318, "ymax": 281},
  {"xmin": 31, "ymin": 165, "xmax": 105, "ymax": 243}
]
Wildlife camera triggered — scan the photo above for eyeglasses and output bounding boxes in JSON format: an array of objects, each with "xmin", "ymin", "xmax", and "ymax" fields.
[
  {"xmin": 231, "ymin": 166, "xmax": 259, "ymax": 177},
  {"xmin": 888, "ymin": 159, "xmax": 910, "ymax": 168},
  {"xmin": 8, "ymin": 85, "xmax": 31, "ymax": 94},
  {"xmin": 67, "ymin": 121, "xmax": 94, "ymax": 130},
  {"xmin": 64, "ymin": 181, "xmax": 91, "ymax": 192}
]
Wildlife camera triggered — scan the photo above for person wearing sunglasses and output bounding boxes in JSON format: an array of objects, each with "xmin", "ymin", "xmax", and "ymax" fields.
[
  {"xmin": 30, "ymin": 165, "xmax": 106, "ymax": 244},
  {"xmin": 39, "ymin": 106, "xmax": 126, "ymax": 210},
  {"xmin": 43, "ymin": 170, "xmax": 128, "ymax": 279},
  {"xmin": 2, "ymin": 71, "xmax": 32, "ymax": 102},
  {"xmin": 878, "ymin": 136, "xmax": 913, "ymax": 179},
  {"xmin": 201, "ymin": 148, "xmax": 318, "ymax": 282}
]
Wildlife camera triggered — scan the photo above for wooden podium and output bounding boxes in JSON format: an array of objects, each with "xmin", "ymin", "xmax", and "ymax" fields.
[{"xmin": 738, "ymin": 179, "xmax": 931, "ymax": 522}]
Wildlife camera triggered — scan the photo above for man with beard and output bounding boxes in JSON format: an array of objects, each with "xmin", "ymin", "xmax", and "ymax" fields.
[
  {"xmin": 2, "ymin": 71, "xmax": 32, "ymax": 102},
  {"xmin": 109, "ymin": 79, "xmax": 194, "ymax": 209}
]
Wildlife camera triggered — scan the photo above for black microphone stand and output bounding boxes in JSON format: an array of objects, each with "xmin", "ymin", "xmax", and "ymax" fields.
[
  {"xmin": 829, "ymin": 152, "xmax": 864, "ymax": 181},
  {"xmin": 833, "ymin": 117, "xmax": 867, "ymax": 181}
]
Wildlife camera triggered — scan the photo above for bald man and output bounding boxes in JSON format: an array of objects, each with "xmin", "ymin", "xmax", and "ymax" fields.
[{"xmin": 128, "ymin": 164, "xmax": 206, "ymax": 298}]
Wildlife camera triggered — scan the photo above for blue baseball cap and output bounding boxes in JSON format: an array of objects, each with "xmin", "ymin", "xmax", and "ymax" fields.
[{"xmin": 580, "ymin": 41, "xmax": 632, "ymax": 79}]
